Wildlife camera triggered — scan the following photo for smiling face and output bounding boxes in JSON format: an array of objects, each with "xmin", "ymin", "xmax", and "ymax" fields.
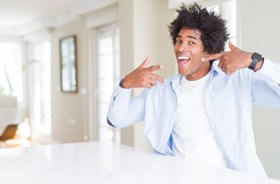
[{"xmin": 174, "ymin": 28, "xmax": 211, "ymax": 81}]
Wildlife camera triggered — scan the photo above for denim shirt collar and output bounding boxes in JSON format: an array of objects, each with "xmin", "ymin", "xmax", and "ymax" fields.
[{"xmin": 210, "ymin": 63, "xmax": 224, "ymax": 78}]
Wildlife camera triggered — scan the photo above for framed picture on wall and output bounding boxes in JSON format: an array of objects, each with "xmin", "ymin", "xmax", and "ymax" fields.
[{"xmin": 59, "ymin": 35, "xmax": 78, "ymax": 93}]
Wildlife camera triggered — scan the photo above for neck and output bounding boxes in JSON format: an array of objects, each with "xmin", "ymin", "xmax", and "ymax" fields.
[{"xmin": 186, "ymin": 65, "xmax": 211, "ymax": 81}]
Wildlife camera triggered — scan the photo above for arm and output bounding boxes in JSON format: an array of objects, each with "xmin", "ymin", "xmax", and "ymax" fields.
[
  {"xmin": 107, "ymin": 56, "xmax": 164, "ymax": 127},
  {"xmin": 207, "ymin": 42, "xmax": 280, "ymax": 85},
  {"xmin": 258, "ymin": 58, "xmax": 280, "ymax": 84},
  {"xmin": 206, "ymin": 42, "xmax": 263, "ymax": 74},
  {"xmin": 107, "ymin": 86, "xmax": 146, "ymax": 128},
  {"xmin": 205, "ymin": 42, "xmax": 280, "ymax": 105},
  {"xmin": 252, "ymin": 63, "xmax": 280, "ymax": 106}
]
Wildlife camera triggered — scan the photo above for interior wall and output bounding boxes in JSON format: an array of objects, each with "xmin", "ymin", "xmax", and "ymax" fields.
[
  {"xmin": 133, "ymin": 0, "xmax": 164, "ymax": 151},
  {"xmin": 51, "ymin": 19, "xmax": 89, "ymax": 143},
  {"xmin": 118, "ymin": 0, "xmax": 135, "ymax": 147},
  {"xmin": 51, "ymin": 3, "xmax": 120, "ymax": 144},
  {"xmin": 238, "ymin": 0, "xmax": 280, "ymax": 179},
  {"xmin": 118, "ymin": 0, "xmax": 175, "ymax": 149},
  {"xmin": 85, "ymin": 3, "xmax": 119, "ymax": 141}
]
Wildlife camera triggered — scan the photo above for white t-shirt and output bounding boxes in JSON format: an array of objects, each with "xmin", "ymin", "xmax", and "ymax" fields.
[{"xmin": 172, "ymin": 73, "xmax": 227, "ymax": 168}]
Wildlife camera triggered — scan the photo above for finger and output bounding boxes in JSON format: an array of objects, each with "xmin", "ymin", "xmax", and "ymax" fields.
[
  {"xmin": 147, "ymin": 84, "xmax": 152, "ymax": 89},
  {"xmin": 218, "ymin": 59, "xmax": 223, "ymax": 69},
  {"xmin": 150, "ymin": 73, "xmax": 164, "ymax": 83},
  {"xmin": 145, "ymin": 81, "xmax": 153, "ymax": 89},
  {"xmin": 225, "ymin": 68, "xmax": 234, "ymax": 75},
  {"xmin": 147, "ymin": 64, "xmax": 163, "ymax": 72},
  {"xmin": 138, "ymin": 55, "xmax": 151, "ymax": 68},
  {"xmin": 220, "ymin": 62, "xmax": 234, "ymax": 75},
  {"xmin": 207, "ymin": 52, "xmax": 225, "ymax": 61},
  {"xmin": 218, "ymin": 59, "xmax": 227, "ymax": 71},
  {"xmin": 227, "ymin": 70, "xmax": 236, "ymax": 75},
  {"xmin": 229, "ymin": 41, "xmax": 238, "ymax": 51},
  {"xmin": 149, "ymin": 79, "xmax": 157, "ymax": 86}
]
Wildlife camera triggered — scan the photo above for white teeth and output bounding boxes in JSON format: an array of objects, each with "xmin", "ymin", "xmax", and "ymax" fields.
[{"xmin": 178, "ymin": 56, "xmax": 190, "ymax": 60}]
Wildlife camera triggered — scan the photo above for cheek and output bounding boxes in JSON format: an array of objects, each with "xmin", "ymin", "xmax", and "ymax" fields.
[
  {"xmin": 173, "ymin": 46, "xmax": 178, "ymax": 53},
  {"xmin": 193, "ymin": 49, "xmax": 206, "ymax": 61},
  {"xmin": 193, "ymin": 55, "xmax": 203, "ymax": 63}
]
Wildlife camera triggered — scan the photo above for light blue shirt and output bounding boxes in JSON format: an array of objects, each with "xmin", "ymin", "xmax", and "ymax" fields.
[{"xmin": 107, "ymin": 59, "xmax": 280, "ymax": 177}]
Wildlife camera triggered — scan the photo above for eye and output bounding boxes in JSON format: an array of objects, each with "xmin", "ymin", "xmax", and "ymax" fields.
[
  {"xmin": 188, "ymin": 41, "xmax": 196, "ymax": 45},
  {"xmin": 175, "ymin": 40, "xmax": 182, "ymax": 45}
]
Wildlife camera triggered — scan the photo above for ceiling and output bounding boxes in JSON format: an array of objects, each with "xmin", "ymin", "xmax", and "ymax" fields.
[{"xmin": 0, "ymin": 0, "xmax": 116, "ymax": 36}]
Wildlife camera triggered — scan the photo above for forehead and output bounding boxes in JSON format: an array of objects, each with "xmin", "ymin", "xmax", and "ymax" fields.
[{"xmin": 177, "ymin": 28, "xmax": 202, "ymax": 40}]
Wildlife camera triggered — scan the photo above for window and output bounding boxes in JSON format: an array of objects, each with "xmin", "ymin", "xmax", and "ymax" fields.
[
  {"xmin": 96, "ymin": 23, "xmax": 120, "ymax": 143},
  {"xmin": 222, "ymin": 0, "xmax": 237, "ymax": 46},
  {"xmin": 204, "ymin": 0, "xmax": 237, "ymax": 47},
  {"xmin": 26, "ymin": 40, "xmax": 51, "ymax": 135},
  {"xmin": 0, "ymin": 42, "xmax": 23, "ymax": 100}
]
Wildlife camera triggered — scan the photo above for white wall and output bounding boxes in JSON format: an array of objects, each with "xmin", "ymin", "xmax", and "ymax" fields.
[
  {"xmin": 51, "ymin": 2, "xmax": 120, "ymax": 144},
  {"xmin": 238, "ymin": 0, "xmax": 280, "ymax": 179},
  {"xmin": 117, "ymin": 0, "xmax": 175, "ymax": 150},
  {"xmin": 51, "ymin": 19, "xmax": 89, "ymax": 143}
]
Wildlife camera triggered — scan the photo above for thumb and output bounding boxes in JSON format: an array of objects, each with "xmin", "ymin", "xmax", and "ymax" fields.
[
  {"xmin": 229, "ymin": 41, "xmax": 238, "ymax": 51},
  {"xmin": 139, "ymin": 55, "xmax": 151, "ymax": 68}
]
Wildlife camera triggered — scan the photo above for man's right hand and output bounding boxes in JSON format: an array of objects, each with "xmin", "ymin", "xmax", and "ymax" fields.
[{"xmin": 121, "ymin": 56, "xmax": 164, "ymax": 89}]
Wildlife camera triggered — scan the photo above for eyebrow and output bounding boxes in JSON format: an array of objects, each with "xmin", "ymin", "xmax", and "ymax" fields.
[{"xmin": 176, "ymin": 35, "xmax": 198, "ymax": 40}]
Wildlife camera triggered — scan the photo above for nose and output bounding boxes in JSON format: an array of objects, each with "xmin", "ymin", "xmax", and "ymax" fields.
[{"xmin": 176, "ymin": 42, "xmax": 187, "ymax": 53}]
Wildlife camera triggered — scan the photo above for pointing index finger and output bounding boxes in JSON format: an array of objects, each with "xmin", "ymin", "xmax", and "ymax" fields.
[
  {"xmin": 151, "ymin": 73, "xmax": 164, "ymax": 84},
  {"xmin": 208, "ymin": 52, "xmax": 225, "ymax": 61}
]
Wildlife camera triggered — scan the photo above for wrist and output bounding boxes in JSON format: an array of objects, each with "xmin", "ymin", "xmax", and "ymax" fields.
[
  {"xmin": 253, "ymin": 58, "xmax": 264, "ymax": 72},
  {"xmin": 248, "ymin": 52, "xmax": 262, "ymax": 71}
]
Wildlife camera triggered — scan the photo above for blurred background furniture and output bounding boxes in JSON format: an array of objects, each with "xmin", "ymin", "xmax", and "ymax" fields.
[
  {"xmin": 0, "ymin": 119, "xmax": 31, "ymax": 148},
  {"xmin": 0, "ymin": 124, "xmax": 18, "ymax": 141}
]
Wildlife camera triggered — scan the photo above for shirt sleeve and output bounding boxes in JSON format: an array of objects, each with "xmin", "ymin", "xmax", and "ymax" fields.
[
  {"xmin": 259, "ymin": 58, "xmax": 280, "ymax": 84},
  {"xmin": 107, "ymin": 84, "xmax": 146, "ymax": 128},
  {"xmin": 252, "ymin": 58, "xmax": 280, "ymax": 106}
]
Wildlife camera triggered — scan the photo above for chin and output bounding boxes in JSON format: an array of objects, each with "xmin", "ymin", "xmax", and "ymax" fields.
[{"xmin": 178, "ymin": 68, "xmax": 188, "ymax": 76}]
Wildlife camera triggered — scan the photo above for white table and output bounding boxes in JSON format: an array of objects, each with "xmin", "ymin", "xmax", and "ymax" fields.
[{"xmin": 0, "ymin": 141, "xmax": 279, "ymax": 184}]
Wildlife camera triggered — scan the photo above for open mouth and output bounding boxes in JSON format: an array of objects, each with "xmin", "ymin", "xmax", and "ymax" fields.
[{"xmin": 177, "ymin": 56, "xmax": 190, "ymax": 65}]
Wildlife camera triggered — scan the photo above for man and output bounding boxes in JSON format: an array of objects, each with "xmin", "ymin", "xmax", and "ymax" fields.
[{"xmin": 107, "ymin": 3, "xmax": 280, "ymax": 177}]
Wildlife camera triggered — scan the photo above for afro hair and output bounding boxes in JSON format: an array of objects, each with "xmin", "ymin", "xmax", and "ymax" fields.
[{"xmin": 168, "ymin": 3, "xmax": 229, "ymax": 54}]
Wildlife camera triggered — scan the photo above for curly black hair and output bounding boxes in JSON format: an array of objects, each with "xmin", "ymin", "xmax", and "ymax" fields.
[{"xmin": 168, "ymin": 3, "xmax": 229, "ymax": 54}]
